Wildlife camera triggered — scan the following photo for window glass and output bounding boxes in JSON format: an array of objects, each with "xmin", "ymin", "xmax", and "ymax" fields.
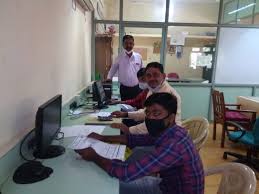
[
  {"xmin": 123, "ymin": 0, "xmax": 166, "ymax": 22},
  {"xmin": 169, "ymin": 0, "xmax": 219, "ymax": 23},
  {"xmin": 93, "ymin": 0, "xmax": 120, "ymax": 20},
  {"xmin": 124, "ymin": 27, "xmax": 163, "ymax": 65},
  {"xmin": 255, "ymin": 0, "xmax": 259, "ymax": 24},
  {"xmin": 222, "ymin": 0, "xmax": 256, "ymax": 24},
  {"xmin": 165, "ymin": 26, "xmax": 217, "ymax": 83}
]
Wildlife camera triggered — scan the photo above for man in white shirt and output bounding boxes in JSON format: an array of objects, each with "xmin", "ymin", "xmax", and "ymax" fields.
[
  {"xmin": 111, "ymin": 62, "xmax": 182, "ymax": 134},
  {"xmin": 107, "ymin": 35, "xmax": 143, "ymax": 101}
]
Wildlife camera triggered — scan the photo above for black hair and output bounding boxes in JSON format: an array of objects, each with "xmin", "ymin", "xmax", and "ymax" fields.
[
  {"xmin": 144, "ymin": 93, "xmax": 177, "ymax": 114},
  {"xmin": 123, "ymin": 35, "xmax": 134, "ymax": 43},
  {"xmin": 137, "ymin": 68, "xmax": 145, "ymax": 78},
  {"xmin": 145, "ymin": 62, "xmax": 164, "ymax": 74}
]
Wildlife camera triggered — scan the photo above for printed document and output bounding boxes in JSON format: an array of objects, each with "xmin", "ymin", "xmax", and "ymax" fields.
[{"xmin": 69, "ymin": 135, "xmax": 126, "ymax": 161}]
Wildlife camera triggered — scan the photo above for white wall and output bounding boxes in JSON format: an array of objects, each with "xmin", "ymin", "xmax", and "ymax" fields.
[
  {"xmin": 0, "ymin": 0, "xmax": 92, "ymax": 156},
  {"xmin": 215, "ymin": 28, "xmax": 259, "ymax": 84}
]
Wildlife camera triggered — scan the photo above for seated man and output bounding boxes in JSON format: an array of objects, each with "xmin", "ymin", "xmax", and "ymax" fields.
[
  {"xmin": 75, "ymin": 93, "xmax": 204, "ymax": 194},
  {"xmin": 111, "ymin": 62, "xmax": 181, "ymax": 134},
  {"xmin": 110, "ymin": 67, "xmax": 148, "ymax": 109}
]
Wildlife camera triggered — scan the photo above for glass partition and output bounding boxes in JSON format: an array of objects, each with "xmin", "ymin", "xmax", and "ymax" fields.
[
  {"xmin": 93, "ymin": 0, "xmax": 120, "ymax": 20},
  {"xmin": 124, "ymin": 27, "xmax": 163, "ymax": 66},
  {"xmin": 123, "ymin": 0, "xmax": 166, "ymax": 22},
  {"xmin": 169, "ymin": 0, "xmax": 220, "ymax": 23},
  {"xmin": 165, "ymin": 26, "xmax": 217, "ymax": 83}
]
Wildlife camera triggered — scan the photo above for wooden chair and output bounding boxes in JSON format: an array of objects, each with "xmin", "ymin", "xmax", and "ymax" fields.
[{"xmin": 211, "ymin": 90, "xmax": 256, "ymax": 147}]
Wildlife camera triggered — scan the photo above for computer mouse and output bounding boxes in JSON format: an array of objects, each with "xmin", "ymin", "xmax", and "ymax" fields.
[{"xmin": 13, "ymin": 161, "xmax": 53, "ymax": 184}]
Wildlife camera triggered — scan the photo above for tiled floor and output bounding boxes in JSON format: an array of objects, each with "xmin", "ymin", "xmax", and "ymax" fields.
[{"xmin": 201, "ymin": 124, "xmax": 259, "ymax": 193}]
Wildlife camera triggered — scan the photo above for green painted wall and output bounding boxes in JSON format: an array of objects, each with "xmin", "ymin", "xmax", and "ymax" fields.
[{"xmin": 173, "ymin": 85, "xmax": 211, "ymax": 120}]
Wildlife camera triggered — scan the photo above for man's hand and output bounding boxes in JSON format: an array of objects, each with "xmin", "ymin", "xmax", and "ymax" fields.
[
  {"xmin": 111, "ymin": 111, "xmax": 128, "ymax": 118},
  {"xmin": 88, "ymin": 132, "xmax": 104, "ymax": 141},
  {"xmin": 75, "ymin": 147, "xmax": 97, "ymax": 161},
  {"xmin": 111, "ymin": 123, "xmax": 130, "ymax": 134},
  {"xmin": 109, "ymin": 99, "xmax": 121, "ymax": 105}
]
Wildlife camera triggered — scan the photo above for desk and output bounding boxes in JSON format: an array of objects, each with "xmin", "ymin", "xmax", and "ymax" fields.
[
  {"xmin": 1, "ymin": 105, "xmax": 121, "ymax": 194},
  {"xmin": 237, "ymin": 96, "xmax": 259, "ymax": 117}
]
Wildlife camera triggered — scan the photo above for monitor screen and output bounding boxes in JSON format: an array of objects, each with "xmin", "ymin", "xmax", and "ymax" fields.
[
  {"xmin": 96, "ymin": 81, "xmax": 106, "ymax": 103},
  {"xmin": 34, "ymin": 95, "xmax": 64, "ymax": 159},
  {"xmin": 92, "ymin": 81, "xmax": 108, "ymax": 109}
]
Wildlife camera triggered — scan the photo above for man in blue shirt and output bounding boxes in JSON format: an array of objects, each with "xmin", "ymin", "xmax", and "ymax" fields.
[{"xmin": 76, "ymin": 93, "xmax": 204, "ymax": 194}]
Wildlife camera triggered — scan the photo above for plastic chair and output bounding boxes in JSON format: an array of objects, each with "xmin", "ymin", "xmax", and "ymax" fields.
[
  {"xmin": 182, "ymin": 116, "xmax": 209, "ymax": 151},
  {"xmin": 205, "ymin": 163, "xmax": 256, "ymax": 194},
  {"xmin": 211, "ymin": 90, "xmax": 256, "ymax": 147}
]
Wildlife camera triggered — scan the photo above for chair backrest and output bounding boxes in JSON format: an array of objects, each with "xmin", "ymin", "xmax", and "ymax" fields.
[
  {"xmin": 252, "ymin": 117, "xmax": 259, "ymax": 145},
  {"xmin": 182, "ymin": 116, "xmax": 209, "ymax": 151},
  {"xmin": 211, "ymin": 90, "xmax": 226, "ymax": 123},
  {"xmin": 167, "ymin": 72, "xmax": 179, "ymax": 79},
  {"xmin": 205, "ymin": 163, "xmax": 256, "ymax": 194}
]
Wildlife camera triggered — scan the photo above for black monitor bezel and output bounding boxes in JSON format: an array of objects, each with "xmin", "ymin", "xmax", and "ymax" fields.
[{"xmin": 34, "ymin": 95, "xmax": 62, "ymax": 158}]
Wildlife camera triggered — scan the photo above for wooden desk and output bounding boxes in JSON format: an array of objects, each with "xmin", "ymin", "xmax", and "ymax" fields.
[
  {"xmin": 1, "ymin": 105, "xmax": 121, "ymax": 194},
  {"xmin": 237, "ymin": 96, "xmax": 259, "ymax": 117}
]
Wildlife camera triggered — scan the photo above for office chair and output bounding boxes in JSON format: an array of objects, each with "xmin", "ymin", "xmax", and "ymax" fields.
[
  {"xmin": 182, "ymin": 117, "xmax": 209, "ymax": 151},
  {"xmin": 223, "ymin": 118, "xmax": 259, "ymax": 172},
  {"xmin": 211, "ymin": 90, "xmax": 256, "ymax": 147},
  {"xmin": 167, "ymin": 72, "xmax": 179, "ymax": 79},
  {"xmin": 205, "ymin": 163, "xmax": 256, "ymax": 194}
]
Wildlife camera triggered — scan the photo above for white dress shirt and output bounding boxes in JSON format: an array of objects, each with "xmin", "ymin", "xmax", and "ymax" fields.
[
  {"xmin": 127, "ymin": 81, "xmax": 182, "ymax": 134},
  {"xmin": 107, "ymin": 51, "xmax": 143, "ymax": 87}
]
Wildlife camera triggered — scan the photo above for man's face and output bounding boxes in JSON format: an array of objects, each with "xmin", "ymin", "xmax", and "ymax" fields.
[
  {"xmin": 138, "ymin": 75, "xmax": 146, "ymax": 83},
  {"xmin": 145, "ymin": 103, "xmax": 175, "ymax": 133},
  {"xmin": 123, "ymin": 38, "xmax": 134, "ymax": 52},
  {"xmin": 145, "ymin": 67, "xmax": 166, "ymax": 89}
]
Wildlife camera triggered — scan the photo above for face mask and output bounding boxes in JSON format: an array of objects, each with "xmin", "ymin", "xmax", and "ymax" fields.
[
  {"xmin": 139, "ymin": 82, "xmax": 148, "ymax": 90},
  {"xmin": 124, "ymin": 49, "xmax": 133, "ymax": 55},
  {"xmin": 145, "ymin": 114, "xmax": 170, "ymax": 137},
  {"xmin": 147, "ymin": 80, "xmax": 164, "ymax": 93}
]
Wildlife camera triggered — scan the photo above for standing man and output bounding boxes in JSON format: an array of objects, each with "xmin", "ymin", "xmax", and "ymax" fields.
[{"xmin": 107, "ymin": 35, "xmax": 143, "ymax": 101}]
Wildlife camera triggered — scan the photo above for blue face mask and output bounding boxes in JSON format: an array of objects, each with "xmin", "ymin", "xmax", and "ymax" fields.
[{"xmin": 145, "ymin": 114, "xmax": 170, "ymax": 137}]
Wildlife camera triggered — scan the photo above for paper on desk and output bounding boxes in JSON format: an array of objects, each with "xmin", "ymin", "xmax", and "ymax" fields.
[
  {"xmin": 89, "ymin": 112, "xmax": 111, "ymax": 117},
  {"xmin": 60, "ymin": 125, "xmax": 105, "ymax": 137},
  {"xmin": 69, "ymin": 135, "xmax": 126, "ymax": 161}
]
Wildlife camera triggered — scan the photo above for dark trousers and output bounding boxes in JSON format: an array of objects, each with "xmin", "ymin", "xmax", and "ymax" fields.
[{"xmin": 120, "ymin": 84, "xmax": 142, "ymax": 101}]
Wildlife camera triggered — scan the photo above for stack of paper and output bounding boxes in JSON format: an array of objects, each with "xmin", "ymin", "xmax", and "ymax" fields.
[
  {"xmin": 60, "ymin": 125, "xmax": 105, "ymax": 137},
  {"xmin": 69, "ymin": 135, "xmax": 126, "ymax": 161}
]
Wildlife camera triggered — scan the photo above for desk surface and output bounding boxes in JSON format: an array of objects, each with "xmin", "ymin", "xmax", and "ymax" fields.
[
  {"xmin": 237, "ymin": 96, "xmax": 259, "ymax": 116},
  {"xmin": 2, "ymin": 106, "xmax": 121, "ymax": 194}
]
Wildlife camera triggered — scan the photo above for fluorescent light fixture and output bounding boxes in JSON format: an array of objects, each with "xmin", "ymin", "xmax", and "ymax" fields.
[{"xmin": 228, "ymin": 3, "xmax": 256, "ymax": 15}]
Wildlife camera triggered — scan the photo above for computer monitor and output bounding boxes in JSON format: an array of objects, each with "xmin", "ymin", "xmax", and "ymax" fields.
[
  {"xmin": 33, "ymin": 94, "xmax": 65, "ymax": 159},
  {"xmin": 92, "ymin": 81, "xmax": 108, "ymax": 109}
]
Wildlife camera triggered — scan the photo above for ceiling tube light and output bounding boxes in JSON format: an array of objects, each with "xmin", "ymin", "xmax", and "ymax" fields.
[{"xmin": 228, "ymin": 3, "xmax": 256, "ymax": 15}]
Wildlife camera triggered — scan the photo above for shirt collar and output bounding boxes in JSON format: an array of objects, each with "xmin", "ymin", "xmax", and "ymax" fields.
[
  {"xmin": 155, "ymin": 124, "xmax": 177, "ymax": 145},
  {"xmin": 123, "ymin": 51, "xmax": 135, "ymax": 59}
]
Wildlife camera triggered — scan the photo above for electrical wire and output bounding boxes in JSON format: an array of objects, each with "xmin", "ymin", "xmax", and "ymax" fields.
[{"xmin": 19, "ymin": 129, "xmax": 36, "ymax": 162}]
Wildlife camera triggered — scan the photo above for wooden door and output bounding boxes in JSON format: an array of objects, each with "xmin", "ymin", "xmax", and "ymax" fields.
[{"xmin": 95, "ymin": 35, "xmax": 113, "ymax": 80}]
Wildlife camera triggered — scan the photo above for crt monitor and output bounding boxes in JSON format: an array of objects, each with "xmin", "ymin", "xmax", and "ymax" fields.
[
  {"xmin": 34, "ymin": 94, "xmax": 65, "ymax": 159},
  {"xmin": 92, "ymin": 81, "xmax": 108, "ymax": 109}
]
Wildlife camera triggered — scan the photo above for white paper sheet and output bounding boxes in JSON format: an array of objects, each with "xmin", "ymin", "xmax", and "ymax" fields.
[
  {"xmin": 69, "ymin": 136, "xmax": 126, "ymax": 161},
  {"xmin": 60, "ymin": 125, "xmax": 105, "ymax": 137}
]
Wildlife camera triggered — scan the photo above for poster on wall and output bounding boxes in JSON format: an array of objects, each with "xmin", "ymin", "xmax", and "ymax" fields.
[{"xmin": 170, "ymin": 32, "xmax": 188, "ymax": 46}]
